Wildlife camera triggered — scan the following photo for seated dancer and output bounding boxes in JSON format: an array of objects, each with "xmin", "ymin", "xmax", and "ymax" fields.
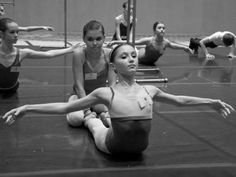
[
  {"xmin": 109, "ymin": 21, "xmax": 193, "ymax": 66},
  {"xmin": 66, "ymin": 20, "xmax": 116, "ymax": 127},
  {"xmin": 0, "ymin": 18, "xmax": 80, "ymax": 94},
  {"xmin": 3, "ymin": 43, "xmax": 234, "ymax": 156}
]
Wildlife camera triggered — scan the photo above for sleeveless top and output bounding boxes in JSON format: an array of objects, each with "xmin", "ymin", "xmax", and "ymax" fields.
[
  {"xmin": 82, "ymin": 48, "xmax": 109, "ymax": 95},
  {"xmin": 108, "ymin": 86, "xmax": 153, "ymax": 121},
  {"xmin": 208, "ymin": 31, "xmax": 235, "ymax": 46},
  {"xmin": 112, "ymin": 22, "xmax": 133, "ymax": 41},
  {"xmin": 0, "ymin": 49, "xmax": 20, "ymax": 90},
  {"xmin": 139, "ymin": 39, "xmax": 167, "ymax": 65}
]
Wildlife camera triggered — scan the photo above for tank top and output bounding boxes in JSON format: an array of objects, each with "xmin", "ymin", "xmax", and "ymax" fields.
[
  {"xmin": 0, "ymin": 49, "xmax": 20, "ymax": 90},
  {"xmin": 108, "ymin": 86, "xmax": 153, "ymax": 121},
  {"xmin": 83, "ymin": 48, "xmax": 109, "ymax": 94}
]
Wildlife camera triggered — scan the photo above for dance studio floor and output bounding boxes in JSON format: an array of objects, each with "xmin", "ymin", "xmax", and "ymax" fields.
[{"xmin": 1, "ymin": 46, "xmax": 236, "ymax": 177}]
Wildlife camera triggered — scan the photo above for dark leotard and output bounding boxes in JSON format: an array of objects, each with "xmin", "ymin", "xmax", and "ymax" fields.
[
  {"xmin": 112, "ymin": 23, "xmax": 133, "ymax": 41},
  {"xmin": 105, "ymin": 86, "xmax": 153, "ymax": 154},
  {"xmin": 0, "ymin": 49, "xmax": 20, "ymax": 93},
  {"xmin": 189, "ymin": 38, "xmax": 218, "ymax": 52},
  {"xmin": 73, "ymin": 48, "xmax": 109, "ymax": 95},
  {"xmin": 138, "ymin": 39, "xmax": 167, "ymax": 66}
]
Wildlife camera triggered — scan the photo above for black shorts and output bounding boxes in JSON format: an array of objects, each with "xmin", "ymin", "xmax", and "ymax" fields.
[{"xmin": 189, "ymin": 37, "xmax": 218, "ymax": 50}]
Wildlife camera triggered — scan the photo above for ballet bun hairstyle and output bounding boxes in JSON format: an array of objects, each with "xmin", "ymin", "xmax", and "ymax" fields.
[
  {"xmin": 0, "ymin": 18, "xmax": 15, "ymax": 32},
  {"xmin": 109, "ymin": 43, "xmax": 134, "ymax": 63}
]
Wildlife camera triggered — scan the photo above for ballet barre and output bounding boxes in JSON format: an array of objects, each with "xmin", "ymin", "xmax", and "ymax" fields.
[
  {"xmin": 107, "ymin": 78, "xmax": 168, "ymax": 84},
  {"xmin": 137, "ymin": 68, "xmax": 160, "ymax": 72},
  {"xmin": 136, "ymin": 78, "xmax": 168, "ymax": 83}
]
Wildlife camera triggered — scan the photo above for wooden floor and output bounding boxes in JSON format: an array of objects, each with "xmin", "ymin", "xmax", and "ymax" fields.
[{"xmin": 1, "ymin": 47, "xmax": 236, "ymax": 177}]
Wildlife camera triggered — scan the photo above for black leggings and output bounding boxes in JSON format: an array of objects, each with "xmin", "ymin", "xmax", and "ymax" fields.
[{"xmin": 189, "ymin": 38, "xmax": 218, "ymax": 51}]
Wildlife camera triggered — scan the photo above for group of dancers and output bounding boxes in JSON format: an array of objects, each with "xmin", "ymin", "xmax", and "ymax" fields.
[{"xmin": 0, "ymin": 2, "xmax": 235, "ymax": 156}]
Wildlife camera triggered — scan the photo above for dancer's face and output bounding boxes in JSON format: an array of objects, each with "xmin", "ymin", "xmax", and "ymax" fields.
[
  {"xmin": 124, "ymin": 4, "xmax": 133, "ymax": 15},
  {"xmin": 113, "ymin": 44, "xmax": 138, "ymax": 75},
  {"xmin": 154, "ymin": 23, "xmax": 166, "ymax": 36},
  {"xmin": 2, "ymin": 22, "xmax": 19, "ymax": 44},
  {"xmin": 83, "ymin": 29, "xmax": 105, "ymax": 52}
]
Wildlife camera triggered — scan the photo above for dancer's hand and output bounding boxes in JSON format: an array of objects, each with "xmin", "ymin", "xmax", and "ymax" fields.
[
  {"xmin": 184, "ymin": 47, "xmax": 194, "ymax": 54},
  {"xmin": 206, "ymin": 53, "xmax": 215, "ymax": 59},
  {"xmin": 2, "ymin": 106, "xmax": 27, "ymax": 125},
  {"xmin": 211, "ymin": 100, "xmax": 235, "ymax": 118},
  {"xmin": 43, "ymin": 26, "xmax": 54, "ymax": 31},
  {"xmin": 227, "ymin": 54, "xmax": 236, "ymax": 59},
  {"xmin": 106, "ymin": 41, "xmax": 116, "ymax": 48}
]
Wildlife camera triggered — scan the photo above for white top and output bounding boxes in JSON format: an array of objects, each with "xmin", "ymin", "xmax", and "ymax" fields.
[{"xmin": 208, "ymin": 31, "xmax": 236, "ymax": 46}]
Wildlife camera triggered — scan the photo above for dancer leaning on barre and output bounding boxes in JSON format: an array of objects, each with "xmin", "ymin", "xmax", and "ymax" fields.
[
  {"xmin": 0, "ymin": 4, "xmax": 54, "ymax": 32},
  {"xmin": 0, "ymin": 18, "xmax": 80, "ymax": 94},
  {"xmin": 2, "ymin": 43, "xmax": 234, "ymax": 156},
  {"xmin": 108, "ymin": 21, "xmax": 193, "ymax": 66},
  {"xmin": 111, "ymin": 1, "xmax": 136, "ymax": 42}
]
